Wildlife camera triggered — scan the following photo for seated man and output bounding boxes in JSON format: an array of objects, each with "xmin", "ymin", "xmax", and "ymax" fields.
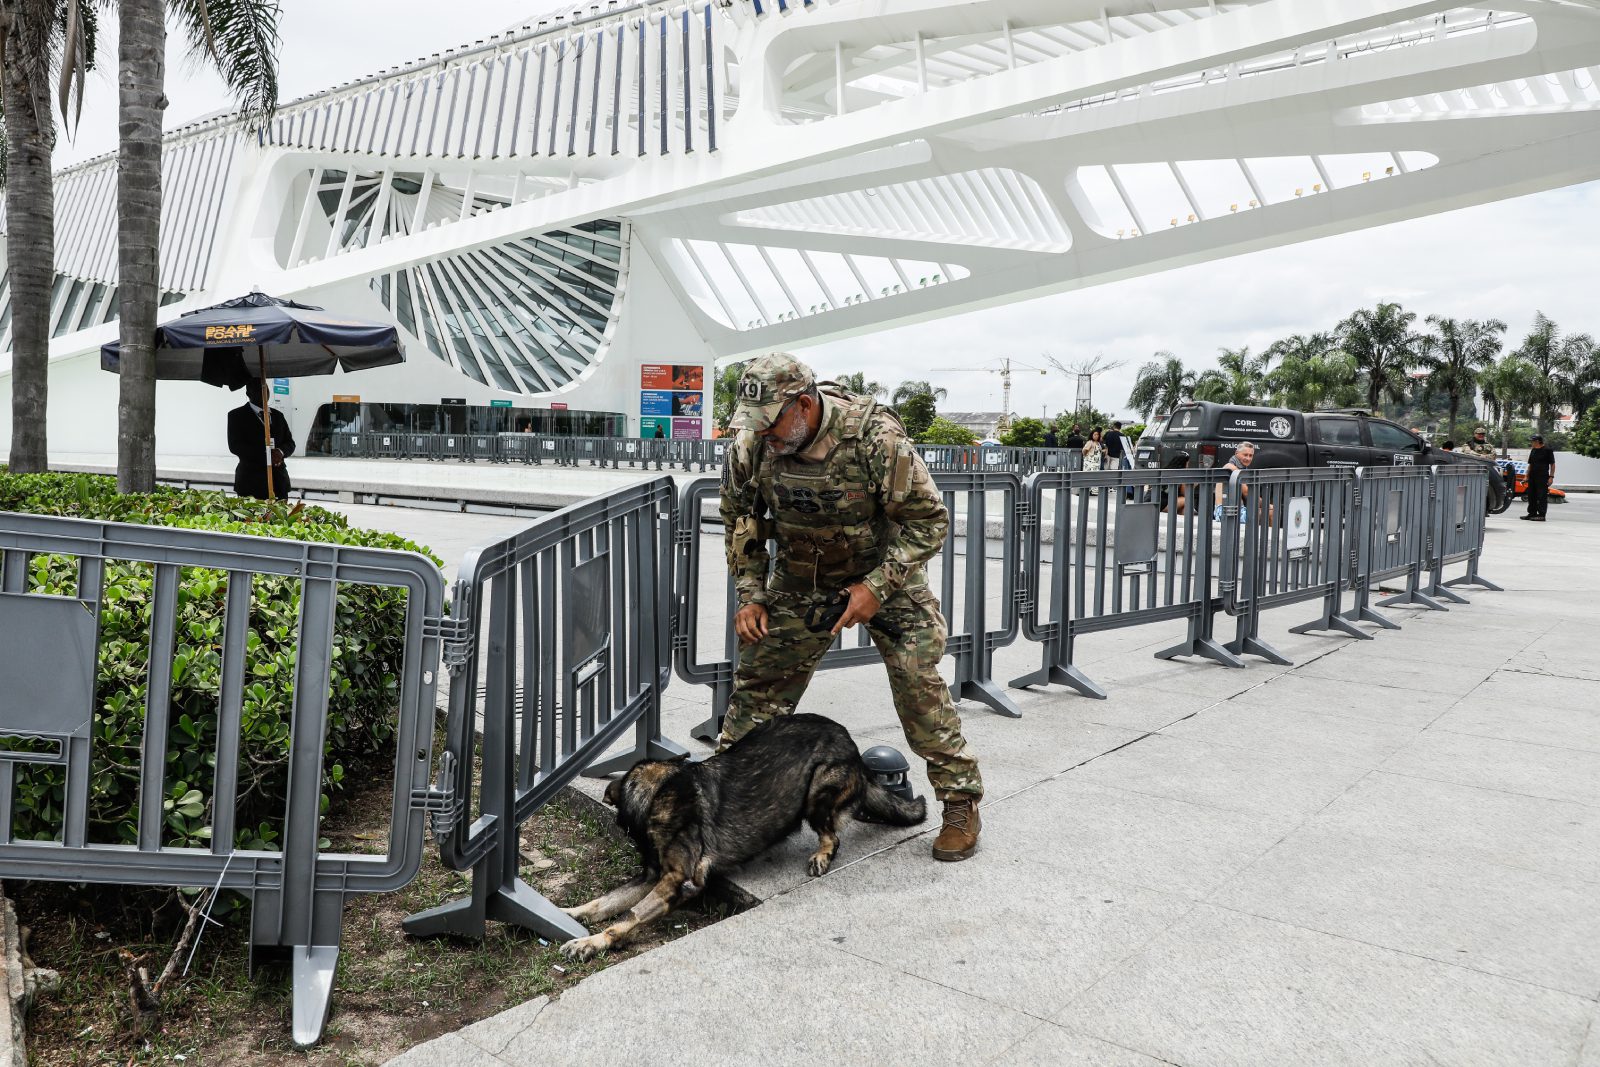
[{"xmin": 1213, "ymin": 440, "xmax": 1256, "ymax": 520}]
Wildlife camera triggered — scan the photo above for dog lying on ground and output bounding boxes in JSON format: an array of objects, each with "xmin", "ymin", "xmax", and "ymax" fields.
[{"xmin": 559, "ymin": 713, "xmax": 927, "ymax": 960}]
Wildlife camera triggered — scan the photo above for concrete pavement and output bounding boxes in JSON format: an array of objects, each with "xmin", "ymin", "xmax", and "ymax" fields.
[{"xmin": 361, "ymin": 494, "xmax": 1600, "ymax": 1067}]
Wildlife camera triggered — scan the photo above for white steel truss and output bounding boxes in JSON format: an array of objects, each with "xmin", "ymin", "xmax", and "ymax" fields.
[{"xmin": 5, "ymin": 0, "xmax": 1600, "ymax": 435}]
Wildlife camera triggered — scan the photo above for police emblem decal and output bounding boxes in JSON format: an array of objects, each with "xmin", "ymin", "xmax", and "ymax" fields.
[{"xmin": 1269, "ymin": 416, "xmax": 1292, "ymax": 439}]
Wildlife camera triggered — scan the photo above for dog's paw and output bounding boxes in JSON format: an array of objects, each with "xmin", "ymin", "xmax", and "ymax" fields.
[
  {"xmin": 560, "ymin": 934, "xmax": 610, "ymax": 961},
  {"xmin": 806, "ymin": 853, "xmax": 832, "ymax": 877},
  {"xmin": 561, "ymin": 906, "xmax": 591, "ymax": 925}
]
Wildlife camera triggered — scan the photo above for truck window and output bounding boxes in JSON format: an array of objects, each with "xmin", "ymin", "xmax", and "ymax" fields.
[
  {"xmin": 1369, "ymin": 421, "xmax": 1422, "ymax": 452},
  {"xmin": 1315, "ymin": 418, "xmax": 1362, "ymax": 446}
]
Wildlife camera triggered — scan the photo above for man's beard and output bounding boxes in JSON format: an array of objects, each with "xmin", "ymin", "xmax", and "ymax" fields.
[{"xmin": 765, "ymin": 416, "xmax": 813, "ymax": 457}]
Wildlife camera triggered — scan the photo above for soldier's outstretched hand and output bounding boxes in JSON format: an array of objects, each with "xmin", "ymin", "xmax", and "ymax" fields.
[
  {"xmin": 832, "ymin": 583, "xmax": 881, "ymax": 635},
  {"xmin": 735, "ymin": 603, "xmax": 770, "ymax": 645}
]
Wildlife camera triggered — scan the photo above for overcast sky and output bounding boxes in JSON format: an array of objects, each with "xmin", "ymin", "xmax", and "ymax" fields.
[{"xmin": 52, "ymin": 1, "xmax": 1600, "ymax": 420}]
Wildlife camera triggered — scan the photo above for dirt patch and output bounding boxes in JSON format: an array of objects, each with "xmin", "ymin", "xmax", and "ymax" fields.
[{"xmin": 14, "ymin": 788, "xmax": 746, "ymax": 1066}]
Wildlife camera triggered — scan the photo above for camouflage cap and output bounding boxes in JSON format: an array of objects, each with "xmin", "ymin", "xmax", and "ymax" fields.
[
  {"xmin": 729, "ymin": 353, "xmax": 815, "ymax": 431},
  {"xmin": 1474, "ymin": 426, "xmax": 1488, "ymax": 433}
]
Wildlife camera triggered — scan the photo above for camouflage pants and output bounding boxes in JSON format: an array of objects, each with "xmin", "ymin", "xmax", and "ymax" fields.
[{"xmin": 718, "ymin": 586, "xmax": 983, "ymax": 800}]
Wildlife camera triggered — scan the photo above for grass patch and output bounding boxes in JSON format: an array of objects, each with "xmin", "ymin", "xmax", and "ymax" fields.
[{"xmin": 16, "ymin": 787, "xmax": 744, "ymax": 1066}]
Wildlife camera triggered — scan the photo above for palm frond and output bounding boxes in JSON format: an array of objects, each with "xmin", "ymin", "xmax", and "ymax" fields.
[{"xmin": 170, "ymin": 0, "xmax": 282, "ymax": 123}]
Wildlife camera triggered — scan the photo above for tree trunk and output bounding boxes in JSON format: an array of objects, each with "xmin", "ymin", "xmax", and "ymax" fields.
[
  {"xmin": 116, "ymin": 0, "xmax": 166, "ymax": 493},
  {"xmin": 1447, "ymin": 392, "xmax": 1460, "ymax": 443},
  {"xmin": 3, "ymin": 12, "xmax": 57, "ymax": 474}
]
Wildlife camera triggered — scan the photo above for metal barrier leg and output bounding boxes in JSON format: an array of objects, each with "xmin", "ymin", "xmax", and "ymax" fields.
[
  {"xmin": 1154, "ymin": 625, "xmax": 1246, "ymax": 668},
  {"xmin": 955, "ymin": 676, "xmax": 1024, "ymax": 717},
  {"xmin": 1010, "ymin": 643, "xmax": 1108, "ymax": 700},
  {"xmin": 688, "ymin": 679, "xmax": 732, "ymax": 743},
  {"xmin": 1442, "ymin": 564, "xmax": 1501, "ymax": 593}
]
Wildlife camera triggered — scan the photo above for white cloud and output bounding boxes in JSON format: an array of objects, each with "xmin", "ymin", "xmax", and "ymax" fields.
[{"xmin": 801, "ymin": 180, "xmax": 1600, "ymax": 421}]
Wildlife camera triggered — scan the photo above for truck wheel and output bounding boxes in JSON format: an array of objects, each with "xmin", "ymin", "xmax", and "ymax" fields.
[{"xmin": 1487, "ymin": 492, "xmax": 1511, "ymax": 515}]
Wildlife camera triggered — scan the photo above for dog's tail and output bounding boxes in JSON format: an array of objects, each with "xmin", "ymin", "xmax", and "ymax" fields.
[{"xmin": 855, "ymin": 778, "xmax": 927, "ymax": 826}]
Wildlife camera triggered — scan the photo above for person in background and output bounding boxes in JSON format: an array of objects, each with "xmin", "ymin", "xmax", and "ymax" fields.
[
  {"xmin": 1440, "ymin": 440, "xmax": 1455, "ymax": 452},
  {"xmin": 1065, "ymin": 423, "xmax": 1085, "ymax": 451},
  {"xmin": 1463, "ymin": 426, "xmax": 1496, "ymax": 458},
  {"xmin": 1043, "ymin": 425, "xmax": 1059, "ymax": 449},
  {"xmin": 228, "ymin": 377, "xmax": 295, "ymax": 500},
  {"xmin": 1104, "ymin": 420, "xmax": 1130, "ymax": 470},
  {"xmin": 1213, "ymin": 440, "xmax": 1255, "ymax": 520},
  {"xmin": 653, "ymin": 423, "xmax": 667, "ymax": 439},
  {"xmin": 1081, "ymin": 427, "xmax": 1104, "ymax": 493},
  {"xmin": 1523, "ymin": 434, "xmax": 1555, "ymax": 522}
]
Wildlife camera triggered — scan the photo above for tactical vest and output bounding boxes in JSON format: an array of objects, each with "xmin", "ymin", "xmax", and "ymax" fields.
[{"xmin": 755, "ymin": 387, "xmax": 909, "ymax": 596}]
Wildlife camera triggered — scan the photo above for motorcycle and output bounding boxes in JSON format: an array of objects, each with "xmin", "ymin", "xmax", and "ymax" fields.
[{"xmin": 1494, "ymin": 458, "xmax": 1565, "ymax": 506}]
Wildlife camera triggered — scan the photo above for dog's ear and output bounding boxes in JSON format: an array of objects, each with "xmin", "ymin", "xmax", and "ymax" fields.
[{"xmin": 603, "ymin": 778, "xmax": 625, "ymax": 808}]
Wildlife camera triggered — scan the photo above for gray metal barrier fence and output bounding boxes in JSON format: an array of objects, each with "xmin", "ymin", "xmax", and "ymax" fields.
[
  {"xmin": 327, "ymin": 433, "xmax": 733, "ymax": 472},
  {"xmin": 673, "ymin": 471, "xmax": 1025, "ymax": 741},
  {"xmin": 1011, "ymin": 467, "xmax": 1240, "ymax": 699},
  {"xmin": 914, "ymin": 445, "xmax": 1082, "ymax": 476},
  {"xmin": 1426, "ymin": 465, "xmax": 1500, "ymax": 602},
  {"xmin": 1345, "ymin": 466, "xmax": 1441, "ymax": 627},
  {"xmin": 1217, "ymin": 467, "xmax": 1370, "ymax": 666},
  {"xmin": 403, "ymin": 478, "xmax": 686, "ymax": 945},
  {"xmin": 0, "ymin": 512, "xmax": 448, "ymax": 1046}
]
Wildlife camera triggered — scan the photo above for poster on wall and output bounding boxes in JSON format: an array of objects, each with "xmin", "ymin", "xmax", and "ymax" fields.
[
  {"xmin": 639, "ymin": 363, "xmax": 708, "ymax": 438},
  {"xmin": 641, "ymin": 364, "xmax": 704, "ymax": 391}
]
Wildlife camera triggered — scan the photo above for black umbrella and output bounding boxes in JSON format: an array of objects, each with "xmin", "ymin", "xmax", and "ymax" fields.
[{"xmin": 102, "ymin": 291, "xmax": 405, "ymax": 499}]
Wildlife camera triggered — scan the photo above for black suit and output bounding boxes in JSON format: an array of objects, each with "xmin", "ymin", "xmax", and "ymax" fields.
[{"xmin": 228, "ymin": 402, "xmax": 296, "ymax": 499}]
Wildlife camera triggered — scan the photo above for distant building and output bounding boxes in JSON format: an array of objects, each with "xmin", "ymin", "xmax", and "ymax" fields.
[{"xmin": 943, "ymin": 411, "xmax": 1015, "ymax": 439}]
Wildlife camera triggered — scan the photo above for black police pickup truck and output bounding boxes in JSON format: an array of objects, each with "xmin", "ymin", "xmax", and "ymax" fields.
[{"xmin": 1144, "ymin": 401, "xmax": 1509, "ymax": 513}]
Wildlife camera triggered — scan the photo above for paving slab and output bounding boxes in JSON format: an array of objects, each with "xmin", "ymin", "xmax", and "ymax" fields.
[
  {"xmin": 491, "ymin": 914, "xmax": 1039, "ymax": 1067},
  {"xmin": 1057, "ymin": 905, "xmax": 1594, "ymax": 1067},
  {"xmin": 1305, "ymin": 772, "xmax": 1600, "ymax": 884},
  {"xmin": 1216, "ymin": 670, "xmax": 1463, "ymax": 729},
  {"xmin": 1210, "ymin": 826, "xmax": 1600, "ymax": 997},
  {"xmin": 755, "ymin": 845, "xmax": 1194, "ymax": 1019},
  {"xmin": 1065, "ymin": 732, "xmax": 1371, "ymax": 820},
  {"xmin": 979, "ymin": 778, "xmax": 1297, "ymax": 900},
  {"xmin": 990, "ymin": 1023, "xmax": 1174, "ymax": 1066},
  {"xmin": 1428, "ymin": 671, "xmax": 1600, "ymax": 752},
  {"xmin": 1290, "ymin": 649, "xmax": 1500, "ymax": 696},
  {"xmin": 1162, "ymin": 701, "xmax": 1421, "ymax": 769},
  {"xmin": 1381, "ymin": 729, "xmax": 1600, "ymax": 807}
]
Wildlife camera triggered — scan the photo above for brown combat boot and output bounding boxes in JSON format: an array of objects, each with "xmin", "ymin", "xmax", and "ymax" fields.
[{"xmin": 932, "ymin": 796, "xmax": 980, "ymax": 862}]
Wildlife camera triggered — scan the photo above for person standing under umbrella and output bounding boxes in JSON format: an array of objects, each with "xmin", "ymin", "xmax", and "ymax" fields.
[{"xmin": 228, "ymin": 375, "xmax": 295, "ymax": 499}]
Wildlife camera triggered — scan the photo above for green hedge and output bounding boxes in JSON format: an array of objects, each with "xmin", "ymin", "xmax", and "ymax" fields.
[{"xmin": 0, "ymin": 471, "xmax": 441, "ymax": 850}]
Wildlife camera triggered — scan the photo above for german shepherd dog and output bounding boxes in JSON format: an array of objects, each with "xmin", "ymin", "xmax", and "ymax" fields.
[{"xmin": 560, "ymin": 713, "xmax": 927, "ymax": 960}]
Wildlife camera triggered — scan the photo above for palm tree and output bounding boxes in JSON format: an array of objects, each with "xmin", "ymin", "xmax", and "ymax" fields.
[
  {"xmin": 712, "ymin": 360, "xmax": 748, "ymax": 432},
  {"xmin": 891, "ymin": 379, "xmax": 948, "ymax": 406},
  {"xmin": 1508, "ymin": 312, "xmax": 1571, "ymax": 437},
  {"xmin": 835, "ymin": 371, "xmax": 887, "ymax": 399},
  {"xmin": 1418, "ymin": 316, "xmax": 1506, "ymax": 441},
  {"xmin": 117, "ymin": 0, "xmax": 282, "ymax": 492},
  {"xmin": 1262, "ymin": 333, "xmax": 1357, "ymax": 410},
  {"xmin": 1126, "ymin": 352, "xmax": 1196, "ymax": 419},
  {"xmin": 1193, "ymin": 346, "xmax": 1269, "ymax": 405},
  {"xmin": 2, "ymin": 0, "xmax": 96, "ymax": 473},
  {"xmin": 1479, "ymin": 356, "xmax": 1539, "ymax": 457},
  {"xmin": 1337, "ymin": 302, "xmax": 1421, "ymax": 414},
  {"xmin": 1559, "ymin": 335, "xmax": 1600, "ymax": 422}
]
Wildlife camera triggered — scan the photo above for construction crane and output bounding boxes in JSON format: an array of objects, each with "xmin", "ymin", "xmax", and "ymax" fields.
[
  {"xmin": 1044, "ymin": 353, "xmax": 1127, "ymax": 415},
  {"xmin": 928, "ymin": 358, "xmax": 1047, "ymax": 433}
]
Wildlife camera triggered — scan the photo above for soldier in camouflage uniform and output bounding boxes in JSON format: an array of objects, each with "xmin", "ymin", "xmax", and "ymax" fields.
[
  {"xmin": 1463, "ymin": 426, "xmax": 1496, "ymax": 458},
  {"xmin": 720, "ymin": 353, "xmax": 983, "ymax": 861}
]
